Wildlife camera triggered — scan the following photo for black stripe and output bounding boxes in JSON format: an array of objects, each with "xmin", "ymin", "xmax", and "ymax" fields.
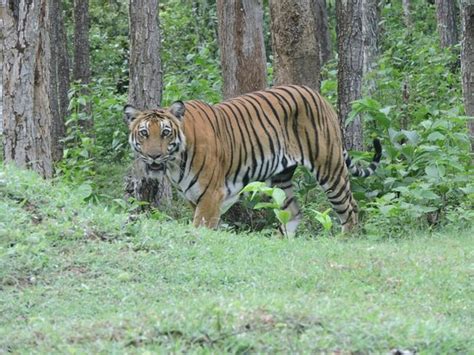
[
  {"xmin": 195, "ymin": 169, "xmax": 215, "ymax": 205},
  {"xmin": 226, "ymin": 101, "xmax": 260, "ymax": 177},
  {"xmin": 178, "ymin": 150, "xmax": 187, "ymax": 183},
  {"xmin": 277, "ymin": 87, "xmax": 305, "ymax": 165},
  {"xmin": 185, "ymin": 156, "xmax": 207, "ymax": 193},
  {"xmin": 233, "ymin": 98, "xmax": 266, "ymax": 179}
]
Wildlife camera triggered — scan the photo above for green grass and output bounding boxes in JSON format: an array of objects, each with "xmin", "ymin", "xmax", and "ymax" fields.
[{"xmin": 1, "ymin": 165, "xmax": 473, "ymax": 353}]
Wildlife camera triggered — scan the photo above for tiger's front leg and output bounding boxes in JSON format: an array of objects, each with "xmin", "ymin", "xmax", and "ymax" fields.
[{"xmin": 192, "ymin": 190, "xmax": 224, "ymax": 229}]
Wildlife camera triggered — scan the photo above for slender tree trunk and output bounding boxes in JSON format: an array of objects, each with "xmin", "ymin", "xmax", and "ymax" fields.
[
  {"xmin": 270, "ymin": 0, "xmax": 321, "ymax": 90},
  {"xmin": 73, "ymin": 0, "xmax": 92, "ymax": 127},
  {"xmin": 336, "ymin": 0, "xmax": 364, "ymax": 150},
  {"xmin": 126, "ymin": 0, "xmax": 172, "ymax": 208},
  {"xmin": 314, "ymin": 0, "xmax": 332, "ymax": 65},
  {"xmin": 2, "ymin": 0, "xmax": 66, "ymax": 178},
  {"xmin": 461, "ymin": 2, "xmax": 474, "ymax": 150},
  {"xmin": 0, "ymin": 2, "xmax": 4, "ymax": 136},
  {"xmin": 362, "ymin": 0, "xmax": 379, "ymax": 95},
  {"xmin": 51, "ymin": 0, "xmax": 69, "ymax": 161},
  {"xmin": 402, "ymin": 0, "xmax": 412, "ymax": 28},
  {"xmin": 216, "ymin": 0, "xmax": 267, "ymax": 99},
  {"xmin": 435, "ymin": 0, "xmax": 459, "ymax": 48}
]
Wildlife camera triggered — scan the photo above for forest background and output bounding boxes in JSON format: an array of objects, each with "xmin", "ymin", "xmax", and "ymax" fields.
[{"xmin": 0, "ymin": 0, "xmax": 473, "ymax": 352}]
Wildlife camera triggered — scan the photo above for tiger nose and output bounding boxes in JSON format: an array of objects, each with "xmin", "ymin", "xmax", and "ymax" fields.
[{"xmin": 150, "ymin": 153, "xmax": 162, "ymax": 160}]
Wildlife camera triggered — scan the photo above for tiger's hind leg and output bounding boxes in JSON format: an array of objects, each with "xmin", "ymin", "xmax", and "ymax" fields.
[
  {"xmin": 270, "ymin": 166, "xmax": 301, "ymax": 236},
  {"xmin": 317, "ymin": 162, "xmax": 358, "ymax": 233}
]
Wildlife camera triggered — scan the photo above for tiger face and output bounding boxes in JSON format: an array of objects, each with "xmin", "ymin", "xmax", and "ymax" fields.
[{"xmin": 124, "ymin": 101, "xmax": 186, "ymax": 177}]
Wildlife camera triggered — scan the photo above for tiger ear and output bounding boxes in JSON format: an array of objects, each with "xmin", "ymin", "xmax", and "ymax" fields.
[
  {"xmin": 169, "ymin": 101, "xmax": 186, "ymax": 121},
  {"xmin": 124, "ymin": 104, "xmax": 140, "ymax": 125}
]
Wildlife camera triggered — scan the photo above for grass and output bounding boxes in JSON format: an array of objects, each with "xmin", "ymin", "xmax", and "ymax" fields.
[{"xmin": 1, "ymin": 165, "xmax": 473, "ymax": 353}]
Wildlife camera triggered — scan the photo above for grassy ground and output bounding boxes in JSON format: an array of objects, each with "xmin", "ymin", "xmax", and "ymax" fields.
[{"xmin": 1, "ymin": 165, "xmax": 473, "ymax": 353}]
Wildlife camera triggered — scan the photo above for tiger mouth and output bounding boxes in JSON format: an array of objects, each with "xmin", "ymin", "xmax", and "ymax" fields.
[{"xmin": 147, "ymin": 162, "xmax": 166, "ymax": 172}]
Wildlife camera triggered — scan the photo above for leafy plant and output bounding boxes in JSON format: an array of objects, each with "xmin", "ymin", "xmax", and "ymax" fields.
[
  {"xmin": 310, "ymin": 208, "xmax": 333, "ymax": 233},
  {"xmin": 240, "ymin": 182, "xmax": 292, "ymax": 234}
]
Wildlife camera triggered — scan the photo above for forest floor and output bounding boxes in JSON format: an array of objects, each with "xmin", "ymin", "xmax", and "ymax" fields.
[{"xmin": 1, "ymin": 165, "xmax": 473, "ymax": 353}]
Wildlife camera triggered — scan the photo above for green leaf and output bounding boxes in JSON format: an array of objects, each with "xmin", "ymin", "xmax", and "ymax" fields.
[
  {"xmin": 254, "ymin": 202, "xmax": 278, "ymax": 210},
  {"xmin": 272, "ymin": 188, "xmax": 287, "ymax": 207},
  {"xmin": 274, "ymin": 209, "xmax": 291, "ymax": 225},
  {"xmin": 427, "ymin": 132, "xmax": 445, "ymax": 142},
  {"xmin": 78, "ymin": 97, "xmax": 87, "ymax": 106},
  {"xmin": 240, "ymin": 181, "xmax": 267, "ymax": 193},
  {"xmin": 425, "ymin": 165, "xmax": 440, "ymax": 179},
  {"xmin": 76, "ymin": 183, "xmax": 93, "ymax": 201},
  {"xmin": 401, "ymin": 130, "xmax": 420, "ymax": 145}
]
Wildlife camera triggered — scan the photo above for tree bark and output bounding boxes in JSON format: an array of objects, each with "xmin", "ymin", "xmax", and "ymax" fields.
[
  {"xmin": 435, "ymin": 0, "xmax": 458, "ymax": 48},
  {"xmin": 270, "ymin": 0, "xmax": 321, "ymax": 91},
  {"xmin": 461, "ymin": 3, "xmax": 474, "ymax": 150},
  {"xmin": 314, "ymin": 0, "xmax": 332, "ymax": 65},
  {"xmin": 362, "ymin": 0, "xmax": 379, "ymax": 95},
  {"xmin": 216, "ymin": 0, "xmax": 267, "ymax": 99},
  {"xmin": 73, "ymin": 0, "xmax": 92, "ymax": 127},
  {"xmin": 0, "ymin": 2, "xmax": 4, "ymax": 136},
  {"xmin": 73, "ymin": 0, "xmax": 90, "ymax": 83},
  {"xmin": 126, "ymin": 0, "xmax": 172, "ymax": 208},
  {"xmin": 336, "ymin": 0, "xmax": 364, "ymax": 150},
  {"xmin": 2, "ymin": 0, "xmax": 66, "ymax": 177},
  {"xmin": 50, "ymin": 0, "xmax": 69, "ymax": 161}
]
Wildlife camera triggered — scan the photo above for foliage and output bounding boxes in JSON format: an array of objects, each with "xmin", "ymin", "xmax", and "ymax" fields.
[
  {"xmin": 313, "ymin": 2, "xmax": 472, "ymax": 236},
  {"xmin": 240, "ymin": 182, "xmax": 291, "ymax": 231},
  {"xmin": 309, "ymin": 208, "xmax": 333, "ymax": 233},
  {"xmin": 56, "ymin": 81, "xmax": 128, "ymax": 201},
  {"xmin": 160, "ymin": 0, "xmax": 222, "ymax": 104}
]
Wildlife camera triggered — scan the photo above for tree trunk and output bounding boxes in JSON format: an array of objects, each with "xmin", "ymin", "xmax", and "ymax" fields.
[
  {"xmin": 435, "ymin": 0, "xmax": 458, "ymax": 48},
  {"xmin": 336, "ymin": 0, "xmax": 364, "ymax": 150},
  {"xmin": 362, "ymin": 0, "xmax": 379, "ymax": 95},
  {"xmin": 0, "ymin": 4, "xmax": 4, "ymax": 136},
  {"xmin": 51, "ymin": 0, "xmax": 69, "ymax": 161},
  {"xmin": 2, "ymin": 0, "xmax": 66, "ymax": 178},
  {"xmin": 126, "ymin": 0, "xmax": 172, "ymax": 208},
  {"xmin": 270, "ymin": 0, "xmax": 321, "ymax": 91},
  {"xmin": 314, "ymin": 0, "xmax": 332, "ymax": 65},
  {"xmin": 73, "ymin": 0, "xmax": 92, "ymax": 127},
  {"xmin": 216, "ymin": 0, "xmax": 267, "ymax": 99},
  {"xmin": 402, "ymin": 0, "xmax": 412, "ymax": 28},
  {"xmin": 461, "ymin": 3, "xmax": 474, "ymax": 150}
]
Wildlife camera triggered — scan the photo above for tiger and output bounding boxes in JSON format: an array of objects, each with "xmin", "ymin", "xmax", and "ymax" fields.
[{"xmin": 124, "ymin": 85, "xmax": 381, "ymax": 235}]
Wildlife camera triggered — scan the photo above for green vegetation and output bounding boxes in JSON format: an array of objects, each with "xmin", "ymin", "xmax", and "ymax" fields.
[{"xmin": 1, "ymin": 166, "xmax": 473, "ymax": 353}]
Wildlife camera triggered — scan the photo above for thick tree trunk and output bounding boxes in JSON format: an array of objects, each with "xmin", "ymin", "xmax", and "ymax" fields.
[
  {"xmin": 435, "ymin": 0, "xmax": 458, "ymax": 48},
  {"xmin": 461, "ymin": 3, "xmax": 474, "ymax": 150},
  {"xmin": 362, "ymin": 0, "xmax": 379, "ymax": 95},
  {"xmin": 314, "ymin": 0, "xmax": 332, "ymax": 65},
  {"xmin": 270, "ymin": 0, "xmax": 321, "ymax": 91},
  {"xmin": 126, "ymin": 0, "xmax": 172, "ymax": 208},
  {"xmin": 2, "ymin": 0, "xmax": 65, "ymax": 178},
  {"xmin": 336, "ymin": 0, "xmax": 364, "ymax": 150},
  {"xmin": 73, "ymin": 0, "xmax": 92, "ymax": 127},
  {"xmin": 216, "ymin": 0, "xmax": 267, "ymax": 99},
  {"xmin": 402, "ymin": 0, "xmax": 412, "ymax": 28}
]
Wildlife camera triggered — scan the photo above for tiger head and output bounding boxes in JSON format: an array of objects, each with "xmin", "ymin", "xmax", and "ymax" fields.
[{"xmin": 124, "ymin": 101, "xmax": 186, "ymax": 177}]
